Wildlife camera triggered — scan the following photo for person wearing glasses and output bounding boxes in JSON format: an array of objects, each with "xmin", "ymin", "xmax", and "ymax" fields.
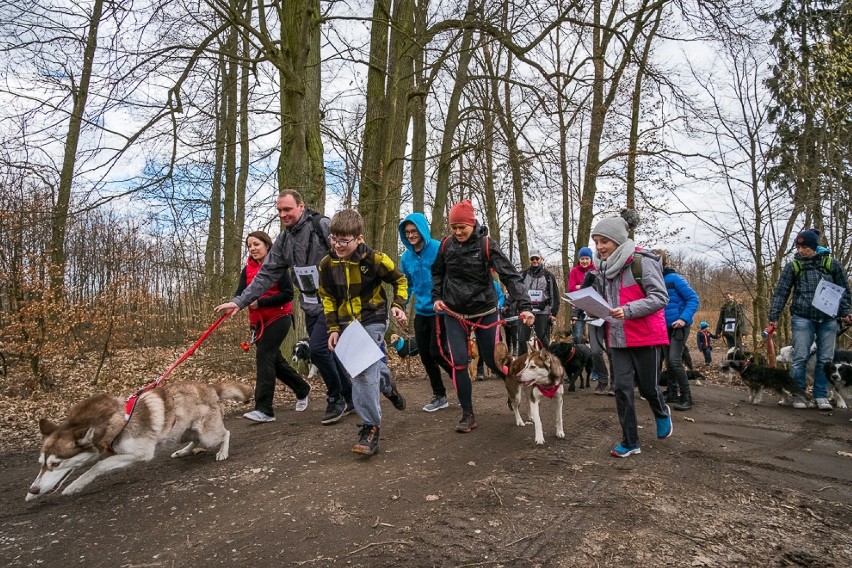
[
  {"xmin": 768, "ymin": 228, "xmax": 852, "ymax": 411},
  {"xmin": 398, "ymin": 213, "xmax": 455, "ymax": 412},
  {"xmin": 215, "ymin": 190, "xmax": 355, "ymax": 426},
  {"xmin": 319, "ymin": 209, "xmax": 409, "ymax": 457},
  {"xmin": 518, "ymin": 250, "xmax": 560, "ymax": 354}
]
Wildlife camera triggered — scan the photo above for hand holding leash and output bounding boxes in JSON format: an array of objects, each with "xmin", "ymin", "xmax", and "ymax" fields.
[
  {"xmin": 214, "ymin": 301, "xmax": 241, "ymax": 317},
  {"xmin": 520, "ymin": 310, "xmax": 535, "ymax": 326}
]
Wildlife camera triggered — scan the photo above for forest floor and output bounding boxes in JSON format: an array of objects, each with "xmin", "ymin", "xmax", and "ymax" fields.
[{"xmin": 1, "ymin": 341, "xmax": 851, "ymax": 567}]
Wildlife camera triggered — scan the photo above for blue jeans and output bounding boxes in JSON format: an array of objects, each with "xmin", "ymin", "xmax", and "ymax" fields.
[
  {"xmin": 572, "ymin": 317, "xmax": 586, "ymax": 343},
  {"xmin": 305, "ymin": 311, "xmax": 353, "ymax": 405},
  {"xmin": 349, "ymin": 322, "xmax": 388, "ymax": 427},
  {"xmin": 791, "ymin": 316, "xmax": 837, "ymax": 399}
]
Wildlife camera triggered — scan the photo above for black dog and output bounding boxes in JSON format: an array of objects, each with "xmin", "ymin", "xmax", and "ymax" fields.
[
  {"xmin": 659, "ymin": 369, "xmax": 705, "ymax": 387},
  {"xmin": 720, "ymin": 358, "xmax": 804, "ymax": 405},
  {"xmin": 824, "ymin": 361, "xmax": 852, "ymax": 412},
  {"xmin": 292, "ymin": 338, "xmax": 318, "ymax": 379},
  {"xmin": 548, "ymin": 340, "xmax": 593, "ymax": 392},
  {"xmin": 726, "ymin": 347, "xmax": 768, "ymax": 366}
]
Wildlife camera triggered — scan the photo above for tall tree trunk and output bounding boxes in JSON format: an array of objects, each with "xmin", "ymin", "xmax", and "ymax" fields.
[
  {"xmin": 409, "ymin": 0, "xmax": 430, "ymax": 213},
  {"xmin": 50, "ymin": 0, "xmax": 105, "ymax": 294},
  {"xmin": 222, "ymin": 20, "xmax": 240, "ymax": 293},
  {"xmin": 205, "ymin": 52, "xmax": 227, "ymax": 295},
  {"xmin": 432, "ymin": 0, "xmax": 478, "ymax": 237},
  {"xmin": 360, "ymin": 0, "xmax": 391, "ymax": 244}
]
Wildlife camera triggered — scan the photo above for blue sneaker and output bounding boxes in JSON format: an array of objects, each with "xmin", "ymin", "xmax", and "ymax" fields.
[
  {"xmin": 611, "ymin": 444, "xmax": 641, "ymax": 458},
  {"xmin": 655, "ymin": 407, "xmax": 673, "ymax": 439}
]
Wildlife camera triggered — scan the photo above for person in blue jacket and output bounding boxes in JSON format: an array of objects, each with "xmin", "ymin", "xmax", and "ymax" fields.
[
  {"xmin": 399, "ymin": 213, "xmax": 454, "ymax": 412},
  {"xmin": 654, "ymin": 249, "xmax": 700, "ymax": 411}
]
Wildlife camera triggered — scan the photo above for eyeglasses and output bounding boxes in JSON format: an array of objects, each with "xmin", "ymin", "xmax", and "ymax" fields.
[
  {"xmin": 329, "ymin": 236, "xmax": 356, "ymax": 246},
  {"xmin": 530, "ymin": 257, "xmax": 541, "ymax": 261},
  {"xmin": 404, "ymin": 230, "xmax": 420, "ymax": 237}
]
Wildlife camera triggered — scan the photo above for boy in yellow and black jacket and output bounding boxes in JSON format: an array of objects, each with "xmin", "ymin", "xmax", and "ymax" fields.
[{"xmin": 318, "ymin": 209, "xmax": 408, "ymax": 457}]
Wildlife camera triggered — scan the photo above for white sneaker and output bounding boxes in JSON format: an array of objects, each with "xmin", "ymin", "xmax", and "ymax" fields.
[
  {"xmin": 815, "ymin": 397, "xmax": 832, "ymax": 411},
  {"xmin": 243, "ymin": 410, "xmax": 276, "ymax": 423},
  {"xmin": 296, "ymin": 389, "xmax": 310, "ymax": 412}
]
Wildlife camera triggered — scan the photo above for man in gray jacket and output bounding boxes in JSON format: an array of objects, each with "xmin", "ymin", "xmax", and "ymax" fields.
[{"xmin": 216, "ymin": 190, "xmax": 354, "ymax": 425}]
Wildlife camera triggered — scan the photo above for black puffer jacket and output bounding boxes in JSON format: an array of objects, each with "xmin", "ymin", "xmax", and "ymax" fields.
[{"xmin": 431, "ymin": 224, "xmax": 531, "ymax": 315}]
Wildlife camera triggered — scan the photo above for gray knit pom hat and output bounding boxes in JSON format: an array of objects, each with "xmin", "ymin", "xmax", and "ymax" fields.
[{"xmin": 591, "ymin": 209, "xmax": 640, "ymax": 246}]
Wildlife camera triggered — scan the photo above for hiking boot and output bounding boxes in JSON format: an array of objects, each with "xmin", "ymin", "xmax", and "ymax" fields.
[
  {"xmin": 243, "ymin": 410, "xmax": 275, "ymax": 423},
  {"xmin": 792, "ymin": 394, "xmax": 807, "ymax": 409},
  {"xmin": 384, "ymin": 383, "xmax": 406, "ymax": 411},
  {"xmin": 455, "ymin": 412, "xmax": 478, "ymax": 433},
  {"xmin": 423, "ymin": 395, "xmax": 449, "ymax": 412},
  {"xmin": 594, "ymin": 382, "xmax": 608, "ymax": 395},
  {"xmin": 352, "ymin": 424, "xmax": 380, "ymax": 456},
  {"xmin": 815, "ymin": 397, "xmax": 832, "ymax": 411},
  {"xmin": 673, "ymin": 384, "xmax": 693, "ymax": 411},
  {"xmin": 611, "ymin": 444, "xmax": 641, "ymax": 458},
  {"xmin": 656, "ymin": 407, "xmax": 673, "ymax": 439},
  {"xmin": 321, "ymin": 399, "xmax": 346, "ymax": 425},
  {"xmin": 295, "ymin": 385, "xmax": 310, "ymax": 412},
  {"xmin": 665, "ymin": 383, "xmax": 679, "ymax": 403}
]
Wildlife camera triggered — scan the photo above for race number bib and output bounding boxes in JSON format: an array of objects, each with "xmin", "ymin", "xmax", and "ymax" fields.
[
  {"xmin": 528, "ymin": 289, "xmax": 545, "ymax": 304},
  {"xmin": 724, "ymin": 318, "xmax": 736, "ymax": 333}
]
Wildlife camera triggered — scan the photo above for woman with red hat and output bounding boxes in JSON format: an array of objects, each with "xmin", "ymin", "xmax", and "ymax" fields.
[{"xmin": 432, "ymin": 200, "xmax": 534, "ymax": 433}]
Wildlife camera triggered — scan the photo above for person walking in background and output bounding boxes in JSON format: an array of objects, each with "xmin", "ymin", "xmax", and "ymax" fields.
[
  {"xmin": 768, "ymin": 228, "xmax": 852, "ymax": 411},
  {"xmin": 432, "ymin": 199, "xmax": 534, "ymax": 433},
  {"xmin": 568, "ymin": 247, "xmax": 596, "ymax": 342},
  {"xmin": 715, "ymin": 291, "xmax": 746, "ymax": 351},
  {"xmin": 696, "ymin": 322, "xmax": 718, "ymax": 365},
  {"xmin": 236, "ymin": 231, "xmax": 311, "ymax": 423},
  {"xmin": 518, "ymin": 251, "xmax": 560, "ymax": 354},
  {"xmin": 590, "ymin": 210, "xmax": 671, "ymax": 458},
  {"xmin": 319, "ymin": 209, "xmax": 408, "ymax": 456},
  {"xmin": 654, "ymin": 249, "xmax": 700, "ymax": 411},
  {"xmin": 398, "ymin": 213, "xmax": 454, "ymax": 412}
]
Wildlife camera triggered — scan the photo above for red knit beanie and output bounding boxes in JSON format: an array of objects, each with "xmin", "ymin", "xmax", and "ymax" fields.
[{"xmin": 448, "ymin": 199, "xmax": 476, "ymax": 227}]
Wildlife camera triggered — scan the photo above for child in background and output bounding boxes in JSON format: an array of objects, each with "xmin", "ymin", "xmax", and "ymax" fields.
[
  {"xmin": 318, "ymin": 209, "xmax": 408, "ymax": 457},
  {"xmin": 696, "ymin": 322, "xmax": 718, "ymax": 365}
]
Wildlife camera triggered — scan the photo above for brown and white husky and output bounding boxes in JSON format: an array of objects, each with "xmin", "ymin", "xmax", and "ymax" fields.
[{"xmin": 26, "ymin": 381, "xmax": 252, "ymax": 501}]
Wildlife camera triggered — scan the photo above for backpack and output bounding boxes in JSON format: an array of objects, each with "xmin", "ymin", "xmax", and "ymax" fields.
[
  {"xmin": 439, "ymin": 234, "xmax": 491, "ymax": 264},
  {"xmin": 629, "ymin": 248, "xmax": 660, "ymax": 296},
  {"xmin": 792, "ymin": 255, "xmax": 833, "ymax": 279},
  {"xmin": 305, "ymin": 209, "xmax": 331, "ymax": 260}
]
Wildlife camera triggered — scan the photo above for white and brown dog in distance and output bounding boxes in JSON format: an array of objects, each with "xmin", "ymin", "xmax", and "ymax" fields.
[
  {"xmin": 496, "ymin": 343, "xmax": 565, "ymax": 445},
  {"xmin": 26, "ymin": 381, "xmax": 252, "ymax": 501}
]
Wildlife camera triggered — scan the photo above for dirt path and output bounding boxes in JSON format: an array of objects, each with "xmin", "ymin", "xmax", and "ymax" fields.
[{"xmin": 2, "ymin": 375, "xmax": 851, "ymax": 567}]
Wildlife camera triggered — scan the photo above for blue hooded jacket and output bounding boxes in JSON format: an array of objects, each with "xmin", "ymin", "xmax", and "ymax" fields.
[
  {"xmin": 663, "ymin": 267, "xmax": 700, "ymax": 327},
  {"xmin": 398, "ymin": 213, "xmax": 441, "ymax": 316}
]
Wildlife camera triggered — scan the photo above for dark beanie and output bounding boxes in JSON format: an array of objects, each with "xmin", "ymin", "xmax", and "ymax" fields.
[
  {"xmin": 578, "ymin": 247, "xmax": 593, "ymax": 259},
  {"xmin": 795, "ymin": 228, "xmax": 820, "ymax": 251},
  {"xmin": 449, "ymin": 199, "xmax": 476, "ymax": 227}
]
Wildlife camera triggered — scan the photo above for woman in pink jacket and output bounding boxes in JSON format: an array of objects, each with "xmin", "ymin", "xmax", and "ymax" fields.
[{"xmin": 591, "ymin": 210, "xmax": 672, "ymax": 458}]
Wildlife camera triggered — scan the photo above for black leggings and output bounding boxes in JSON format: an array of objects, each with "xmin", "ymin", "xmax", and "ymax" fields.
[
  {"xmin": 414, "ymin": 314, "xmax": 453, "ymax": 398},
  {"xmin": 442, "ymin": 311, "xmax": 503, "ymax": 414},
  {"xmin": 254, "ymin": 315, "xmax": 310, "ymax": 416}
]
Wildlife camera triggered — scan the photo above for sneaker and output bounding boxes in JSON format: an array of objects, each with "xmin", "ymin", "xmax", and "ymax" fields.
[
  {"xmin": 594, "ymin": 382, "xmax": 607, "ymax": 395},
  {"xmin": 295, "ymin": 386, "xmax": 310, "ymax": 412},
  {"xmin": 611, "ymin": 444, "xmax": 641, "ymax": 458},
  {"xmin": 321, "ymin": 399, "xmax": 346, "ymax": 425},
  {"xmin": 352, "ymin": 424, "xmax": 380, "ymax": 456},
  {"xmin": 591, "ymin": 371, "xmax": 599, "ymax": 382},
  {"xmin": 423, "ymin": 395, "xmax": 449, "ymax": 412},
  {"xmin": 455, "ymin": 412, "xmax": 478, "ymax": 433},
  {"xmin": 475, "ymin": 373, "xmax": 486, "ymax": 381},
  {"xmin": 656, "ymin": 407, "xmax": 673, "ymax": 439},
  {"xmin": 792, "ymin": 395, "xmax": 807, "ymax": 410},
  {"xmin": 342, "ymin": 402, "xmax": 356, "ymax": 417},
  {"xmin": 243, "ymin": 410, "xmax": 276, "ymax": 423},
  {"xmin": 384, "ymin": 383, "xmax": 406, "ymax": 411},
  {"xmin": 815, "ymin": 397, "xmax": 832, "ymax": 411}
]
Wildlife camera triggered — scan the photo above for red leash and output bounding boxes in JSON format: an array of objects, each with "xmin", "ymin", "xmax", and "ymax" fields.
[{"xmin": 123, "ymin": 313, "xmax": 230, "ymax": 420}]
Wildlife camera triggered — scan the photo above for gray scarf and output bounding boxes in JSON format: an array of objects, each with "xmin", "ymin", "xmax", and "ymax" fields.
[{"xmin": 596, "ymin": 239, "xmax": 636, "ymax": 279}]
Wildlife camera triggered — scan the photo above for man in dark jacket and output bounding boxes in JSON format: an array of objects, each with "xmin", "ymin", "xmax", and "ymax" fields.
[
  {"xmin": 518, "ymin": 250, "xmax": 560, "ymax": 354},
  {"xmin": 715, "ymin": 292, "xmax": 746, "ymax": 350},
  {"xmin": 216, "ymin": 190, "xmax": 355, "ymax": 425}
]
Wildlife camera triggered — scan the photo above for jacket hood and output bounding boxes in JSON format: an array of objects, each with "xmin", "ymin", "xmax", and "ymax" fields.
[{"xmin": 398, "ymin": 213, "xmax": 432, "ymax": 252}]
